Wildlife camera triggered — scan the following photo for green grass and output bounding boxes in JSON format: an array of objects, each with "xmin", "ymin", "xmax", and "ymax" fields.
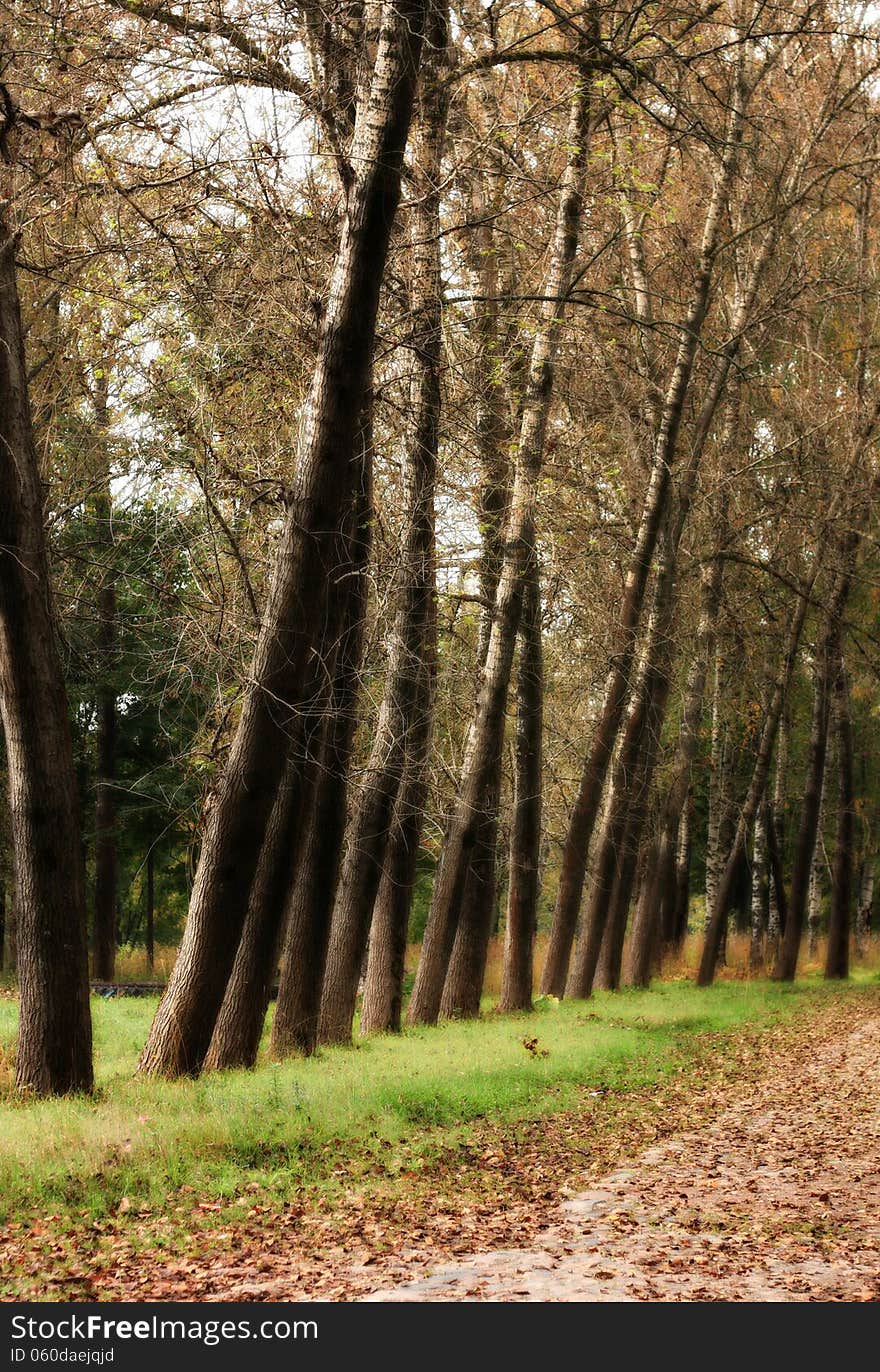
[{"xmin": 0, "ymin": 975, "xmax": 873, "ymax": 1231}]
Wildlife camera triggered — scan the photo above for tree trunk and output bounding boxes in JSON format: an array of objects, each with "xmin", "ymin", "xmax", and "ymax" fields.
[
  {"xmin": 138, "ymin": 0, "xmax": 429, "ymax": 1077},
  {"xmin": 776, "ymin": 558, "xmax": 855, "ymax": 982},
  {"xmin": 0, "ymin": 227, "xmax": 93, "ymax": 1095},
  {"xmin": 93, "ymin": 567, "xmax": 118, "ymax": 983},
  {"xmin": 541, "ymin": 71, "xmax": 750, "ymax": 996},
  {"xmin": 566, "ymin": 517, "xmax": 678, "ymax": 1001},
  {"xmin": 672, "ymin": 801, "xmax": 692, "ymax": 945},
  {"xmin": 749, "ymin": 799, "xmax": 769, "ymax": 968},
  {"xmin": 359, "ymin": 736, "xmax": 432, "ymax": 1035},
  {"xmin": 705, "ymin": 640, "xmax": 728, "ymax": 934},
  {"xmin": 626, "ymin": 547, "xmax": 724, "ymax": 985},
  {"xmin": 438, "ymin": 790, "xmax": 500, "ymax": 1019},
  {"xmin": 498, "ymin": 557, "xmax": 544, "ymax": 1012},
  {"xmin": 807, "ymin": 759, "xmax": 827, "ymax": 959},
  {"xmin": 825, "ymin": 656, "xmax": 853, "ymax": 979},
  {"xmin": 206, "ymin": 415, "xmax": 373, "ymax": 1070},
  {"xmin": 855, "ymin": 855, "xmax": 874, "ymax": 956},
  {"xmin": 425, "ymin": 78, "xmax": 521, "ymax": 1023},
  {"xmin": 767, "ymin": 709, "xmax": 789, "ymax": 950},
  {"xmin": 408, "ymin": 66, "xmax": 594, "ymax": 1026},
  {"xmin": 698, "ymin": 547, "xmax": 826, "ymax": 985},
  {"xmin": 593, "ymin": 802, "xmax": 641, "ymax": 992},
  {"xmin": 317, "ymin": 17, "xmax": 447, "ymax": 1046}
]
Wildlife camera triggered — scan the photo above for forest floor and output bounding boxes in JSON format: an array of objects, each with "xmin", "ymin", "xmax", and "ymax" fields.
[{"xmin": 1, "ymin": 977, "xmax": 878, "ymax": 1301}]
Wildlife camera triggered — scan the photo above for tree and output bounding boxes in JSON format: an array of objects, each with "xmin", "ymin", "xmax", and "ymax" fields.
[{"xmin": 0, "ymin": 215, "xmax": 93, "ymax": 1095}]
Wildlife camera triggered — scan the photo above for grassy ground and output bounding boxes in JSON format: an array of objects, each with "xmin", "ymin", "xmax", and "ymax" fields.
[{"xmin": 1, "ymin": 969, "xmax": 876, "ymax": 1234}]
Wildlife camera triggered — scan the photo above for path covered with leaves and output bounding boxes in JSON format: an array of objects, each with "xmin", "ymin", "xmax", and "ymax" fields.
[
  {"xmin": 3, "ymin": 988, "xmax": 879, "ymax": 1301},
  {"xmin": 369, "ymin": 1006, "xmax": 880, "ymax": 1301}
]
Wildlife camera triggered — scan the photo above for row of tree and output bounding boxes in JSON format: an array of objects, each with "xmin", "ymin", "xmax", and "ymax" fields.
[{"xmin": 2, "ymin": 0, "xmax": 880, "ymax": 1094}]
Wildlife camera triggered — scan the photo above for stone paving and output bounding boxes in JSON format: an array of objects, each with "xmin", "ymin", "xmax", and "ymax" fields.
[{"xmin": 365, "ymin": 1016, "xmax": 880, "ymax": 1301}]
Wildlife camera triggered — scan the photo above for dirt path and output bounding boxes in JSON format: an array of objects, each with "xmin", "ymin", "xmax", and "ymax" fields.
[{"xmin": 365, "ymin": 1013, "xmax": 880, "ymax": 1301}]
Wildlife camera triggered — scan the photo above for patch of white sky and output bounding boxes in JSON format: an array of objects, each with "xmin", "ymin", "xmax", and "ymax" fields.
[
  {"xmin": 98, "ymin": 25, "xmax": 319, "ymax": 508},
  {"xmin": 96, "ymin": 4, "xmax": 553, "ymax": 594}
]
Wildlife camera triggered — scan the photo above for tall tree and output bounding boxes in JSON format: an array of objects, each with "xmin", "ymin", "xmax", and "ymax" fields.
[
  {"xmin": 408, "ymin": 50, "xmax": 595, "ymax": 1025},
  {"xmin": 139, "ymin": 0, "xmax": 430, "ymax": 1076},
  {"xmin": 0, "ymin": 217, "xmax": 93, "ymax": 1094}
]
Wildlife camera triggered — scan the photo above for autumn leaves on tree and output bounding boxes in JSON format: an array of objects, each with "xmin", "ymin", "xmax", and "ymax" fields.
[{"xmin": 2, "ymin": 1, "xmax": 880, "ymax": 1095}]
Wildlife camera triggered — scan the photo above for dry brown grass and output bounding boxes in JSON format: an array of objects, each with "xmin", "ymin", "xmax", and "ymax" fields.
[
  {"xmin": 404, "ymin": 927, "xmax": 880, "ymax": 998},
  {"xmin": 110, "ymin": 945, "xmax": 179, "ymax": 982},
  {"xmin": 99, "ymin": 927, "xmax": 880, "ymax": 994}
]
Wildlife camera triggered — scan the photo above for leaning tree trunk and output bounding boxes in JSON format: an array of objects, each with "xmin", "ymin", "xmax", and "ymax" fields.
[
  {"xmin": 203, "ymin": 755, "xmax": 315, "ymax": 1071},
  {"xmin": 541, "ymin": 71, "xmax": 750, "ymax": 996},
  {"xmin": 807, "ymin": 759, "xmax": 827, "ymax": 959},
  {"xmin": 776, "ymin": 555, "xmax": 855, "ymax": 982},
  {"xmin": 593, "ymin": 800, "xmax": 642, "ymax": 992},
  {"xmin": 0, "ymin": 226, "xmax": 93, "ymax": 1095},
  {"xmin": 268, "ymin": 647, "xmax": 365, "ymax": 1058},
  {"xmin": 317, "ymin": 17, "xmax": 448, "ymax": 1046},
  {"xmin": 698, "ymin": 541, "xmax": 828, "ymax": 985},
  {"xmin": 408, "ymin": 66, "xmax": 594, "ymax": 1026},
  {"xmin": 138, "ymin": 0, "xmax": 429, "ymax": 1077},
  {"xmin": 498, "ymin": 556, "xmax": 544, "ymax": 1012},
  {"xmin": 705, "ymin": 640, "xmax": 728, "ymax": 935},
  {"xmin": 626, "ymin": 545, "xmax": 724, "ymax": 986},
  {"xmin": 205, "ymin": 418, "xmax": 373, "ymax": 1070},
  {"xmin": 566, "ymin": 532, "xmax": 677, "ymax": 1001},
  {"xmin": 429, "ymin": 97, "xmax": 521, "ymax": 1023},
  {"xmin": 359, "ymin": 644, "xmax": 437, "ymax": 1035},
  {"xmin": 825, "ymin": 655, "xmax": 853, "ymax": 980},
  {"xmin": 438, "ymin": 787, "xmax": 500, "ymax": 1020}
]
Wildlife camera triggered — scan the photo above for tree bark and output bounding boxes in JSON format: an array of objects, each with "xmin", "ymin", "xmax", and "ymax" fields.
[
  {"xmin": 775, "ymin": 558, "xmax": 855, "ymax": 982},
  {"xmin": 698, "ymin": 547, "xmax": 826, "ymax": 985},
  {"xmin": 767, "ymin": 709, "xmax": 789, "ymax": 949},
  {"xmin": 672, "ymin": 801, "xmax": 692, "ymax": 945},
  {"xmin": 0, "ymin": 228, "xmax": 93, "ymax": 1095},
  {"xmin": 317, "ymin": 14, "xmax": 447, "ymax": 1045},
  {"xmin": 855, "ymin": 855, "xmax": 873, "ymax": 955},
  {"xmin": 93, "ymin": 568, "xmax": 118, "ymax": 982},
  {"xmin": 705, "ymin": 640, "xmax": 728, "ymax": 934},
  {"xmin": 593, "ymin": 800, "xmax": 642, "ymax": 992},
  {"xmin": 807, "ymin": 755, "xmax": 827, "ymax": 959},
  {"xmin": 437, "ymin": 803, "xmax": 500, "ymax": 1019},
  {"xmin": 825, "ymin": 657, "xmax": 853, "ymax": 979},
  {"xmin": 626, "ymin": 547, "xmax": 724, "ymax": 986},
  {"xmin": 206, "ymin": 411, "xmax": 373, "ymax": 1070},
  {"xmin": 138, "ymin": 0, "xmax": 429, "ymax": 1077},
  {"xmin": 408, "ymin": 63, "xmax": 594, "ymax": 1026},
  {"xmin": 749, "ymin": 798, "xmax": 769, "ymax": 968},
  {"xmin": 498, "ymin": 557, "xmax": 544, "ymax": 1012},
  {"xmin": 359, "ymin": 719, "xmax": 433, "ymax": 1035},
  {"xmin": 566, "ymin": 528, "xmax": 677, "ymax": 1000}
]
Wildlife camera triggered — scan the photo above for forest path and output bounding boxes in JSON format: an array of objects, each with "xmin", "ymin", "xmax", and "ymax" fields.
[{"xmin": 365, "ymin": 1010, "xmax": 880, "ymax": 1302}]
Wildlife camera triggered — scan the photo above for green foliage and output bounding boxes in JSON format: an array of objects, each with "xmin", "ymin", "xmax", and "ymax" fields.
[{"xmin": 53, "ymin": 499, "xmax": 215, "ymax": 949}]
